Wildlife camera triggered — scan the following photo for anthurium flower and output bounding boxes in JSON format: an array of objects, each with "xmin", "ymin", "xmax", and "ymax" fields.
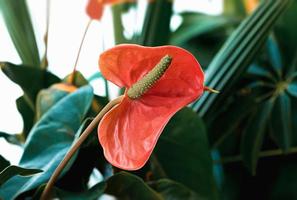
[
  {"xmin": 98, "ymin": 44, "xmax": 204, "ymax": 170},
  {"xmin": 86, "ymin": 0, "xmax": 135, "ymax": 20}
]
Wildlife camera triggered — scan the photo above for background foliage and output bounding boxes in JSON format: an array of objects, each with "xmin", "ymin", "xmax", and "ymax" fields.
[{"xmin": 0, "ymin": 0, "xmax": 297, "ymax": 199}]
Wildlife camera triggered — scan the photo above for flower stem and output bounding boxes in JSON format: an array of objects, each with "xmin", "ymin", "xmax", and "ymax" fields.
[
  {"xmin": 69, "ymin": 19, "xmax": 92, "ymax": 85},
  {"xmin": 40, "ymin": 95, "xmax": 124, "ymax": 200}
]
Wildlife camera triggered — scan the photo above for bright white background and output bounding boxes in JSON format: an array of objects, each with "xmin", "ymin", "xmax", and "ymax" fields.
[{"xmin": 0, "ymin": 0, "xmax": 222, "ymax": 164}]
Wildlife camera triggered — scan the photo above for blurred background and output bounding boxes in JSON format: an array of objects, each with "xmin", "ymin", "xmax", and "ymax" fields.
[{"xmin": 0, "ymin": 0, "xmax": 297, "ymax": 199}]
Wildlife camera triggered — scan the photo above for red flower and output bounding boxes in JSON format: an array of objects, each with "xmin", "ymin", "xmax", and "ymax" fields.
[
  {"xmin": 98, "ymin": 44, "xmax": 204, "ymax": 170},
  {"xmin": 86, "ymin": 0, "xmax": 135, "ymax": 20}
]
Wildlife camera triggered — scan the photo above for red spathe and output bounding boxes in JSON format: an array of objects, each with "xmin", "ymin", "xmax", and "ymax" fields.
[{"xmin": 98, "ymin": 44, "xmax": 204, "ymax": 170}]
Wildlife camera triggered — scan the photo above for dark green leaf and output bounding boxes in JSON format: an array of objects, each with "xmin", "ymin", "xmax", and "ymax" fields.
[
  {"xmin": 270, "ymin": 93, "xmax": 292, "ymax": 152},
  {"xmin": 0, "ymin": 165, "xmax": 42, "ymax": 186},
  {"xmin": 1, "ymin": 62, "xmax": 60, "ymax": 106},
  {"xmin": 0, "ymin": 155, "xmax": 10, "ymax": 172},
  {"xmin": 105, "ymin": 172, "xmax": 162, "ymax": 200},
  {"xmin": 0, "ymin": 132, "xmax": 23, "ymax": 146},
  {"xmin": 0, "ymin": 0, "xmax": 40, "ymax": 66},
  {"xmin": 16, "ymin": 96, "xmax": 35, "ymax": 138},
  {"xmin": 274, "ymin": 0, "xmax": 297, "ymax": 69},
  {"xmin": 0, "ymin": 86, "xmax": 93, "ymax": 200},
  {"xmin": 241, "ymin": 100, "xmax": 274, "ymax": 175},
  {"xmin": 154, "ymin": 107, "xmax": 218, "ymax": 199},
  {"xmin": 150, "ymin": 179, "xmax": 205, "ymax": 200},
  {"xmin": 138, "ymin": 0, "xmax": 173, "ymax": 46},
  {"xmin": 56, "ymin": 182, "xmax": 106, "ymax": 200},
  {"xmin": 270, "ymin": 162, "xmax": 297, "ymax": 199},
  {"xmin": 171, "ymin": 13, "xmax": 233, "ymax": 45}
]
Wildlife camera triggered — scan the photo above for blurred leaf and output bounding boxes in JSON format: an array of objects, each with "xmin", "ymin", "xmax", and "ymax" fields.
[
  {"xmin": 0, "ymin": 0, "xmax": 40, "ymax": 66},
  {"xmin": 0, "ymin": 62, "xmax": 60, "ymax": 106},
  {"xmin": 0, "ymin": 165, "xmax": 42, "ymax": 186},
  {"xmin": 63, "ymin": 71, "xmax": 88, "ymax": 87},
  {"xmin": 88, "ymin": 72, "xmax": 102, "ymax": 82},
  {"xmin": 150, "ymin": 179, "xmax": 205, "ymax": 200},
  {"xmin": 192, "ymin": 0, "xmax": 291, "ymax": 121},
  {"xmin": 171, "ymin": 13, "xmax": 233, "ymax": 45},
  {"xmin": 105, "ymin": 172, "xmax": 162, "ymax": 200},
  {"xmin": 0, "ymin": 86, "xmax": 93, "ymax": 200},
  {"xmin": 0, "ymin": 132, "xmax": 23, "ymax": 146},
  {"xmin": 138, "ymin": 0, "xmax": 173, "ymax": 46},
  {"xmin": 287, "ymin": 81, "xmax": 297, "ymax": 97},
  {"xmin": 270, "ymin": 161, "xmax": 297, "ymax": 199},
  {"xmin": 274, "ymin": 0, "xmax": 297, "ymax": 67},
  {"xmin": 154, "ymin": 108, "xmax": 218, "ymax": 199},
  {"xmin": 266, "ymin": 36, "xmax": 282, "ymax": 77},
  {"xmin": 270, "ymin": 93, "xmax": 292, "ymax": 152},
  {"xmin": 56, "ymin": 181, "xmax": 106, "ymax": 200},
  {"xmin": 16, "ymin": 96, "xmax": 35, "ymax": 138},
  {"xmin": 0, "ymin": 155, "xmax": 10, "ymax": 172},
  {"xmin": 111, "ymin": 3, "xmax": 134, "ymax": 44},
  {"xmin": 224, "ymin": 0, "xmax": 246, "ymax": 18},
  {"xmin": 241, "ymin": 100, "xmax": 274, "ymax": 175}
]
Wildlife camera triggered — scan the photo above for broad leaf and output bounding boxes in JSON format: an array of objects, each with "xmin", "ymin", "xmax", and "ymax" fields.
[
  {"xmin": 0, "ymin": 132, "xmax": 22, "ymax": 146},
  {"xmin": 0, "ymin": 155, "xmax": 10, "ymax": 172},
  {"xmin": 171, "ymin": 13, "xmax": 233, "ymax": 45},
  {"xmin": 0, "ymin": 0, "xmax": 40, "ymax": 67},
  {"xmin": 0, "ymin": 165, "xmax": 42, "ymax": 186},
  {"xmin": 1, "ymin": 62, "xmax": 60, "ymax": 105},
  {"xmin": 0, "ymin": 86, "xmax": 93, "ymax": 200},
  {"xmin": 154, "ymin": 107, "xmax": 218, "ymax": 199},
  {"xmin": 105, "ymin": 172, "xmax": 162, "ymax": 200},
  {"xmin": 150, "ymin": 179, "xmax": 205, "ymax": 200},
  {"xmin": 16, "ymin": 96, "xmax": 35, "ymax": 137},
  {"xmin": 56, "ymin": 182, "xmax": 106, "ymax": 200}
]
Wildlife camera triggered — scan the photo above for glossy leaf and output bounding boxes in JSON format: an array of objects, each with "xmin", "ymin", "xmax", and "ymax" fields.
[
  {"xmin": 0, "ymin": 86, "xmax": 93, "ymax": 200},
  {"xmin": 0, "ymin": 155, "xmax": 10, "ymax": 172},
  {"xmin": 270, "ymin": 93, "xmax": 292, "ymax": 152},
  {"xmin": 16, "ymin": 96, "xmax": 35, "ymax": 137},
  {"xmin": 150, "ymin": 179, "xmax": 205, "ymax": 200},
  {"xmin": 56, "ymin": 181, "xmax": 106, "ymax": 200},
  {"xmin": 0, "ymin": 132, "xmax": 23, "ymax": 146},
  {"xmin": 0, "ymin": 0, "xmax": 40, "ymax": 67},
  {"xmin": 241, "ymin": 100, "xmax": 274, "ymax": 175},
  {"xmin": 105, "ymin": 172, "xmax": 162, "ymax": 200},
  {"xmin": 0, "ymin": 165, "xmax": 42, "ymax": 186},
  {"xmin": 35, "ymin": 85, "xmax": 70, "ymax": 120},
  {"xmin": 154, "ymin": 107, "xmax": 218, "ymax": 199},
  {"xmin": 0, "ymin": 62, "xmax": 60, "ymax": 106}
]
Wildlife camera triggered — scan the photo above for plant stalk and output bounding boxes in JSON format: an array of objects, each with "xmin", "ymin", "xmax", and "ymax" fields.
[{"xmin": 40, "ymin": 95, "xmax": 124, "ymax": 200}]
